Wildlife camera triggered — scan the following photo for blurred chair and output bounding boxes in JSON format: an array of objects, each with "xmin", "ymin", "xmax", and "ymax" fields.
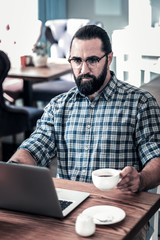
[
  {"xmin": 32, "ymin": 79, "xmax": 76, "ymax": 103},
  {"xmin": 31, "ymin": 19, "xmax": 103, "ymax": 104},
  {"xmin": 0, "ymin": 50, "xmax": 43, "ymax": 161},
  {"xmin": 45, "ymin": 18, "xmax": 103, "ymax": 59},
  {"xmin": 140, "ymin": 75, "xmax": 160, "ymax": 106},
  {"xmin": 147, "ymin": 186, "xmax": 160, "ymax": 240},
  {"xmin": 3, "ymin": 77, "xmax": 23, "ymax": 104}
]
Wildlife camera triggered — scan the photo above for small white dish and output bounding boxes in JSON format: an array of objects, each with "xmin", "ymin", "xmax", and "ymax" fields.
[{"xmin": 83, "ymin": 205, "xmax": 126, "ymax": 225}]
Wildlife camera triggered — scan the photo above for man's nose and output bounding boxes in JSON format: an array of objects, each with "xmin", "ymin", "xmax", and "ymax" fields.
[{"xmin": 80, "ymin": 61, "xmax": 90, "ymax": 74}]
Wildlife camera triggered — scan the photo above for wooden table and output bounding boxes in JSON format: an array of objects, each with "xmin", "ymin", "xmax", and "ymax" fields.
[
  {"xmin": 0, "ymin": 178, "xmax": 160, "ymax": 240},
  {"xmin": 8, "ymin": 61, "xmax": 71, "ymax": 106}
]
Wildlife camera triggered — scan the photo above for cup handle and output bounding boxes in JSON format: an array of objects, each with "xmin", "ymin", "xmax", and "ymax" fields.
[{"xmin": 118, "ymin": 178, "xmax": 122, "ymax": 183}]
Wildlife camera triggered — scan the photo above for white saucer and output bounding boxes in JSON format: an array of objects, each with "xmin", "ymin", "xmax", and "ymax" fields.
[{"xmin": 82, "ymin": 205, "xmax": 126, "ymax": 225}]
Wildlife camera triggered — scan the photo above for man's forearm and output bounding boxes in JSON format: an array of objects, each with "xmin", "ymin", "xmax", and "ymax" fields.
[
  {"xmin": 139, "ymin": 158, "xmax": 160, "ymax": 191},
  {"xmin": 8, "ymin": 149, "xmax": 37, "ymax": 166}
]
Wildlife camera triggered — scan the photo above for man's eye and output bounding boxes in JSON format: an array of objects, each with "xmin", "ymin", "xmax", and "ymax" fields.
[
  {"xmin": 87, "ymin": 57, "xmax": 99, "ymax": 64},
  {"xmin": 73, "ymin": 58, "xmax": 82, "ymax": 64}
]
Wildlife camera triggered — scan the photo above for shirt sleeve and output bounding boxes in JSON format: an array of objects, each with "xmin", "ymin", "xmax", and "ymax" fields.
[
  {"xmin": 136, "ymin": 93, "xmax": 160, "ymax": 166},
  {"xmin": 18, "ymin": 100, "xmax": 57, "ymax": 166}
]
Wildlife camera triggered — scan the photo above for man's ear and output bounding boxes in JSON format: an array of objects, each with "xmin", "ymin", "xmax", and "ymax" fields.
[{"xmin": 108, "ymin": 52, "xmax": 113, "ymax": 67}]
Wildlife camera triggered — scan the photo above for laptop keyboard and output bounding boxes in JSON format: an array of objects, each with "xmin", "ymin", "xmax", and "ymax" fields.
[{"xmin": 59, "ymin": 200, "xmax": 73, "ymax": 211}]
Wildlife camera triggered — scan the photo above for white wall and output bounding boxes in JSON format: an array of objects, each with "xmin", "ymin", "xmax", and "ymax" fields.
[
  {"xmin": 0, "ymin": 0, "xmax": 38, "ymax": 66},
  {"xmin": 66, "ymin": 0, "xmax": 128, "ymax": 39}
]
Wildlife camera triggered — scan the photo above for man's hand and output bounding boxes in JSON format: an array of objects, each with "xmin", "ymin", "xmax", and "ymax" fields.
[
  {"xmin": 117, "ymin": 158, "xmax": 160, "ymax": 193},
  {"xmin": 117, "ymin": 166, "xmax": 141, "ymax": 193}
]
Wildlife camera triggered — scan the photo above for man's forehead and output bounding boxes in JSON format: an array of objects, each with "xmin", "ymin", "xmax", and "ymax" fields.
[
  {"xmin": 71, "ymin": 38, "xmax": 102, "ymax": 53},
  {"xmin": 72, "ymin": 37, "xmax": 102, "ymax": 45}
]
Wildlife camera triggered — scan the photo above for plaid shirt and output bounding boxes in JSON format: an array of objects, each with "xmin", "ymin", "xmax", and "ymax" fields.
[{"xmin": 19, "ymin": 72, "xmax": 160, "ymax": 182}]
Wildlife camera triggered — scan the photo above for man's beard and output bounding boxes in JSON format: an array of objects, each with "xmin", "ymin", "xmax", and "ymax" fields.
[{"xmin": 73, "ymin": 61, "xmax": 108, "ymax": 96}]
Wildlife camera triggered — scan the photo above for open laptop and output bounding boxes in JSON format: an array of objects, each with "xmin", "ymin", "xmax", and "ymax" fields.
[{"xmin": 0, "ymin": 162, "xmax": 90, "ymax": 218}]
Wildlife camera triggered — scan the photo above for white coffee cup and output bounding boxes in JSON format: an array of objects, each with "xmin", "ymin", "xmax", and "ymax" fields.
[{"xmin": 92, "ymin": 168, "xmax": 120, "ymax": 191}]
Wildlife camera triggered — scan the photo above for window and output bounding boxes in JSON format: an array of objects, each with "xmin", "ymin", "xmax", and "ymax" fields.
[{"xmin": 0, "ymin": 0, "xmax": 38, "ymax": 66}]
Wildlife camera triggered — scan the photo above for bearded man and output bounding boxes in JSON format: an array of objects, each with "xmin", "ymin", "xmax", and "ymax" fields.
[{"xmin": 9, "ymin": 26, "xmax": 160, "ymax": 239}]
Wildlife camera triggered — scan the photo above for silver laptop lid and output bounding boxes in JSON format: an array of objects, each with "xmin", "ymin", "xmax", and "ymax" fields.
[{"xmin": 0, "ymin": 162, "xmax": 89, "ymax": 218}]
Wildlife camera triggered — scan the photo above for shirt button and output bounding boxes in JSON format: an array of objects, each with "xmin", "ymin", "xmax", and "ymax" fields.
[
  {"xmin": 90, "ymin": 104, "xmax": 95, "ymax": 108},
  {"xmin": 85, "ymin": 146, "xmax": 89, "ymax": 151},
  {"xmin": 82, "ymin": 170, "xmax": 86, "ymax": 174},
  {"xmin": 87, "ymin": 125, "xmax": 91, "ymax": 129}
]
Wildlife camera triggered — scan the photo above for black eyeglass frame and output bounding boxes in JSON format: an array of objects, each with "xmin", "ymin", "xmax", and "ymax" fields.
[{"xmin": 68, "ymin": 53, "xmax": 107, "ymax": 67}]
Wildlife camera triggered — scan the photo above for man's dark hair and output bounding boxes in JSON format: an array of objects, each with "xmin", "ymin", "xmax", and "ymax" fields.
[{"xmin": 70, "ymin": 25, "xmax": 112, "ymax": 55}]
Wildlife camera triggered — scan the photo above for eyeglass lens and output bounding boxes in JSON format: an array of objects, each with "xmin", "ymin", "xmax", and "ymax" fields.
[{"xmin": 69, "ymin": 54, "xmax": 107, "ymax": 68}]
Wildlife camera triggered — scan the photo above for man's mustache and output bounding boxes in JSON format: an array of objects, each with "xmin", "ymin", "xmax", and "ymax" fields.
[{"xmin": 77, "ymin": 73, "xmax": 94, "ymax": 81}]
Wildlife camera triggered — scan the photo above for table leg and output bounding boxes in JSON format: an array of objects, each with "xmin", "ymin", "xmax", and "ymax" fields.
[{"xmin": 23, "ymin": 79, "xmax": 33, "ymax": 106}]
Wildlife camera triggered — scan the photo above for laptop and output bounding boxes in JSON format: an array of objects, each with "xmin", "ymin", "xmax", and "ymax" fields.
[{"xmin": 0, "ymin": 162, "xmax": 90, "ymax": 218}]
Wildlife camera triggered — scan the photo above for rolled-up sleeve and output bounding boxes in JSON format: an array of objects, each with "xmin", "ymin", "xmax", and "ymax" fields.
[
  {"xmin": 136, "ymin": 94, "xmax": 160, "ymax": 166},
  {"xmin": 19, "ymin": 100, "xmax": 57, "ymax": 166}
]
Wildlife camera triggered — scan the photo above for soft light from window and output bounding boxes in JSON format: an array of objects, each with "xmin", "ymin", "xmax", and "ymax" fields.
[{"xmin": 0, "ymin": 0, "xmax": 38, "ymax": 66}]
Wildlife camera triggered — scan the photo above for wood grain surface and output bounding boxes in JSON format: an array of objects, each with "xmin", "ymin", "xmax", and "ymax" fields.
[{"xmin": 0, "ymin": 178, "xmax": 159, "ymax": 240}]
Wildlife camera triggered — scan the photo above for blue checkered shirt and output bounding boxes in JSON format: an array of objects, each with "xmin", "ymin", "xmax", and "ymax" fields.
[{"xmin": 19, "ymin": 72, "xmax": 160, "ymax": 182}]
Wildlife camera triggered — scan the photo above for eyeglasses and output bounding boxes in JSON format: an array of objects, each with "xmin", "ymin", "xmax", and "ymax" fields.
[{"xmin": 68, "ymin": 53, "xmax": 107, "ymax": 69}]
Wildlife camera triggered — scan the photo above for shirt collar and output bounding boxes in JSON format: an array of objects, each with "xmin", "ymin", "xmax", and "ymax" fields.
[{"xmin": 101, "ymin": 71, "xmax": 117, "ymax": 101}]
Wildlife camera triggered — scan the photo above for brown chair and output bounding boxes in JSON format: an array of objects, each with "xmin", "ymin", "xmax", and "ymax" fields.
[
  {"xmin": 140, "ymin": 75, "xmax": 160, "ymax": 106},
  {"xmin": 0, "ymin": 50, "xmax": 44, "ymax": 161}
]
